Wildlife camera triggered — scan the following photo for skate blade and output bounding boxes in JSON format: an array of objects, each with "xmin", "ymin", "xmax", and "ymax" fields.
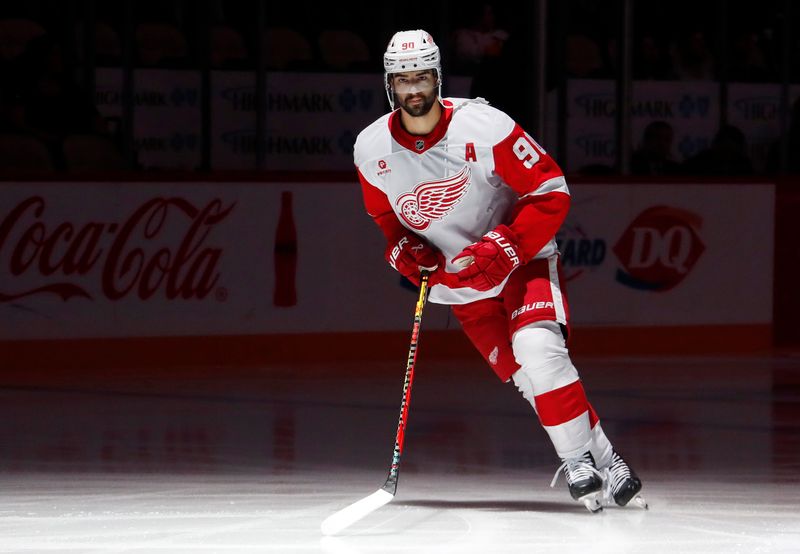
[
  {"xmin": 579, "ymin": 491, "xmax": 604, "ymax": 513},
  {"xmin": 630, "ymin": 494, "xmax": 649, "ymax": 510}
]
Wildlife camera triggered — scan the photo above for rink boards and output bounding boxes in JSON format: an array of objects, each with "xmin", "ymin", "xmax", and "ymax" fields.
[{"xmin": 0, "ymin": 179, "xmax": 776, "ymax": 366}]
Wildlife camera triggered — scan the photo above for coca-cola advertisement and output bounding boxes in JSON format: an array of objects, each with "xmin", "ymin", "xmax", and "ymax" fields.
[
  {"xmin": 0, "ymin": 181, "xmax": 452, "ymax": 341},
  {"xmin": 0, "ymin": 185, "xmax": 249, "ymax": 339},
  {"xmin": 1, "ymin": 196, "xmax": 232, "ymax": 304}
]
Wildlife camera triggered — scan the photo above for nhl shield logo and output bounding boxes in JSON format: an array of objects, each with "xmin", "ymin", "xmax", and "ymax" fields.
[{"xmin": 415, "ymin": 139, "xmax": 425, "ymax": 151}]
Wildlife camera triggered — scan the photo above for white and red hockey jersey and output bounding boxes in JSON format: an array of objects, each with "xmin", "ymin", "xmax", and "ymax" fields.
[{"xmin": 355, "ymin": 98, "xmax": 570, "ymax": 305}]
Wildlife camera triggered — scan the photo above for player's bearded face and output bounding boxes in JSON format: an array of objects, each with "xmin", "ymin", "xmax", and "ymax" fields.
[{"xmin": 391, "ymin": 71, "xmax": 438, "ymax": 117}]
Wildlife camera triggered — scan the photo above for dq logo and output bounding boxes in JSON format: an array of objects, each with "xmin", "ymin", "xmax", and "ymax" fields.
[{"xmin": 613, "ymin": 206, "xmax": 705, "ymax": 291}]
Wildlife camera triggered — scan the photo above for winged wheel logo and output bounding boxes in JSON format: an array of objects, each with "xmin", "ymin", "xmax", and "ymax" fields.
[{"xmin": 395, "ymin": 166, "xmax": 471, "ymax": 231}]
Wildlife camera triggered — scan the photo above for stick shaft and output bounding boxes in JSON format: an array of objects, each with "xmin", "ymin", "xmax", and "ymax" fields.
[
  {"xmin": 320, "ymin": 274, "xmax": 431, "ymax": 535},
  {"xmin": 382, "ymin": 271, "xmax": 430, "ymax": 495}
]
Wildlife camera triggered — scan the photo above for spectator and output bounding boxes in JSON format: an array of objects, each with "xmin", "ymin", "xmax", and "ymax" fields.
[
  {"xmin": 765, "ymin": 97, "xmax": 800, "ymax": 174},
  {"xmin": 683, "ymin": 125, "xmax": 754, "ymax": 175},
  {"xmin": 631, "ymin": 121, "xmax": 682, "ymax": 176},
  {"xmin": 469, "ymin": 25, "xmax": 527, "ymax": 123},
  {"xmin": 565, "ymin": 33, "xmax": 606, "ymax": 78},
  {"xmin": 728, "ymin": 29, "xmax": 774, "ymax": 82},
  {"xmin": 671, "ymin": 29, "xmax": 715, "ymax": 80},
  {"xmin": 784, "ymin": 97, "xmax": 800, "ymax": 173}
]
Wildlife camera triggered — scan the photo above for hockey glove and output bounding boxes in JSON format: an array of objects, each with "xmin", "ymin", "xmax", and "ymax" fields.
[
  {"xmin": 385, "ymin": 234, "xmax": 439, "ymax": 285},
  {"xmin": 452, "ymin": 225, "xmax": 522, "ymax": 291}
]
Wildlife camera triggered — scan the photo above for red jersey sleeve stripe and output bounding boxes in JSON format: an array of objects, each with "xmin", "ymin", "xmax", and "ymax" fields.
[
  {"xmin": 492, "ymin": 124, "xmax": 564, "ymax": 197},
  {"xmin": 489, "ymin": 124, "xmax": 571, "ymax": 261},
  {"xmin": 357, "ymin": 168, "xmax": 393, "ymax": 218},
  {"xmin": 357, "ymin": 167, "xmax": 406, "ymax": 242},
  {"xmin": 508, "ymin": 192, "xmax": 570, "ymax": 261},
  {"xmin": 521, "ymin": 175, "xmax": 570, "ymax": 198}
]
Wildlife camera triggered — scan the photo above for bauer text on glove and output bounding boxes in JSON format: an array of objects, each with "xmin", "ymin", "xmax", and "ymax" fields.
[
  {"xmin": 386, "ymin": 234, "xmax": 439, "ymax": 279},
  {"xmin": 451, "ymin": 225, "xmax": 521, "ymax": 291}
]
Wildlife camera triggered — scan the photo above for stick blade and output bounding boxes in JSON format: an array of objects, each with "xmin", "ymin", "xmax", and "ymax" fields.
[{"xmin": 320, "ymin": 489, "xmax": 394, "ymax": 536}]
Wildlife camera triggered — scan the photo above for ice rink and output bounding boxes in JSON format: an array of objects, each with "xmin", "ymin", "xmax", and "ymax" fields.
[{"xmin": 1, "ymin": 354, "xmax": 798, "ymax": 553}]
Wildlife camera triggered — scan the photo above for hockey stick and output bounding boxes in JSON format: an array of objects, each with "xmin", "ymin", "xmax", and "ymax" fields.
[{"xmin": 320, "ymin": 271, "xmax": 431, "ymax": 536}]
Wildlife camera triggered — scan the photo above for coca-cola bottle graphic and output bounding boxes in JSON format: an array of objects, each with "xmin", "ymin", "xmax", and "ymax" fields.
[{"xmin": 273, "ymin": 191, "xmax": 297, "ymax": 306}]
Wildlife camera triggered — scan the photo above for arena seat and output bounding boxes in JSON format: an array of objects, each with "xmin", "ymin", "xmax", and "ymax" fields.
[
  {"xmin": 318, "ymin": 29, "xmax": 370, "ymax": 71},
  {"xmin": 0, "ymin": 134, "xmax": 54, "ymax": 172},
  {"xmin": 211, "ymin": 25, "xmax": 248, "ymax": 68},
  {"xmin": 62, "ymin": 134, "xmax": 126, "ymax": 171},
  {"xmin": 135, "ymin": 22, "xmax": 188, "ymax": 67},
  {"xmin": 0, "ymin": 18, "xmax": 46, "ymax": 61},
  {"xmin": 263, "ymin": 27, "xmax": 313, "ymax": 70}
]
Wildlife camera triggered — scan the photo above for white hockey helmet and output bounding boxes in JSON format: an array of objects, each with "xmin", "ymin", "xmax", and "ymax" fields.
[{"xmin": 383, "ymin": 29, "xmax": 442, "ymax": 109}]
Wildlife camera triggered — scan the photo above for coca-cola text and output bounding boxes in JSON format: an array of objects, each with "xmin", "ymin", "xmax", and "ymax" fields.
[{"xmin": 0, "ymin": 196, "xmax": 235, "ymax": 302}]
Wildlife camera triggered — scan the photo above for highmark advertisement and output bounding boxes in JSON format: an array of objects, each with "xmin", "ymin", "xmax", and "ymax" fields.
[{"xmin": 94, "ymin": 69, "xmax": 472, "ymax": 171}]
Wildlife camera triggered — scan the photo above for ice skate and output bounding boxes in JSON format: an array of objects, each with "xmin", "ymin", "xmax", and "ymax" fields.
[
  {"xmin": 550, "ymin": 451, "xmax": 605, "ymax": 513},
  {"xmin": 603, "ymin": 450, "xmax": 648, "ymax": 509}
]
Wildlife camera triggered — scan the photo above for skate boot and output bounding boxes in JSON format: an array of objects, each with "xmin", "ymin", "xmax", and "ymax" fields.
[
  {"xmin": 603, "ymin": 450, "xmax": 648, "ymax": 509},
  {"xmin": 550, "ymin": 451, "xmax": 604, "ymax": 513}
]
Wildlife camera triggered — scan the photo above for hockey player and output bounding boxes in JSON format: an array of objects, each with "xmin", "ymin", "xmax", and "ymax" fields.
[{"xmin": 354, "ymin": 29, "xmax": 646, "ymax": 512}]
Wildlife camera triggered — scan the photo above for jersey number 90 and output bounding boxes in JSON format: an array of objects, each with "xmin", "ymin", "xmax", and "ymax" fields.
[{"xmin": 513, "ymin": 133, "xmax": 544, "ymax": 169}]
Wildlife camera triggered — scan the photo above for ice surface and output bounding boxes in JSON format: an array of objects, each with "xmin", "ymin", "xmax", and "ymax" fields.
[{"xmin": 0, "ymin": 355, "xmax": 798, "ymax": 552}]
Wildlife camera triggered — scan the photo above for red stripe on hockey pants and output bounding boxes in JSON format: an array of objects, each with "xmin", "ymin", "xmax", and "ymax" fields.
[{"xmin": 534, "ymin": 380, "xmax": 592, "ymax": 427}]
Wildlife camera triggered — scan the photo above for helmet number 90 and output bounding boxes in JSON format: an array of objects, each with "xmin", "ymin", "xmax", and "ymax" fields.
[
  {"xmin": 512, "ymin": 134, "xmax": 542, "ymax": 169},
  {"xmin": 401, "ymin": 42, "xmax": 415, "ymax": 50}
]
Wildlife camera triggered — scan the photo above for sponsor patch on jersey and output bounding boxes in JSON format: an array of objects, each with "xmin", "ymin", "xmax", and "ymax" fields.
[
  {"xmin": 377, "ymin": 159, "xmax": 391, "ymax": 176},
  {"xmin": 395, "ymin": 165, "xmax": 471, "ymax": 231}
]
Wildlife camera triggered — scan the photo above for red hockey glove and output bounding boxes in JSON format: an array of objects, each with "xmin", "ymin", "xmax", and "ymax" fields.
[
  {"xmin": 385, "ymin": 234, "xmax": 439, "ymax": 285},
  {"xmin": 451, "ymin": 225, "xmax": 522, "ymax": 291}
]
